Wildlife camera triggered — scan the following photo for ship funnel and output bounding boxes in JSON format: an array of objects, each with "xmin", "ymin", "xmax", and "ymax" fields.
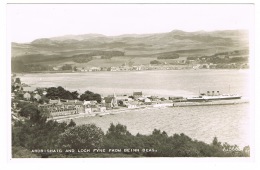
[
  {"xmin": 212, "ymin": 91, "xmax": 215, "ymax": 96},
  {"xmin": 207, "ymin": 91, "xmax": 210, "ymax": 96},
  {"xmin": 217, "ymin": 91, "xmax": 220, "ymax": 95}
]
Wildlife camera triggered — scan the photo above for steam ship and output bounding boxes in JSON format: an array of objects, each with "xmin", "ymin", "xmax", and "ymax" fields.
[{"xmin": 186, "ymin": 91, "xmax": 242, "ymax": 102}]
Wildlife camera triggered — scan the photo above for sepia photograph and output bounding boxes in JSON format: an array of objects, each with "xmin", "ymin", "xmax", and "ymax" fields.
[{"xmin": 7, "ymin": 3, "xmax": 254, "ymax": 159}]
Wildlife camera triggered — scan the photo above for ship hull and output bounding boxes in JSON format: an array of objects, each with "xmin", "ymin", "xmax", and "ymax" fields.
[{"xmin": 187, "ymin": 96, "xmax": 242, "ymax": 102}]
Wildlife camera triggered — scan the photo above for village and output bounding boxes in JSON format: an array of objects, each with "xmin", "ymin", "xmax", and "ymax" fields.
[
  {"xmin": 48, "ymin": 57, "xmax": 249, "ymax": 73},
  {"xmin": 40, "ymin": 92, "xmax": 174, "ymax": 119},
  {"xmin": 21, "ymin": 50, "xmax": 250, "ymax": 74},
  {"xmin": 11, "ymin": 74, "xmax": 177, "ymax": 121}
]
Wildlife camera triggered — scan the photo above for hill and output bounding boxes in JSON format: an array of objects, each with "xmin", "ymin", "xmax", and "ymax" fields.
[{"xmin": 11, "ymin": 29, "xmax": 249, "ymax": 71}]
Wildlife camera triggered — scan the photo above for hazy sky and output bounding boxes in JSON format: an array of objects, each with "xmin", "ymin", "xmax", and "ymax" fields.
[{"xmin": 7, "ymin": 4, "xmax": 254, "ymax": 43}]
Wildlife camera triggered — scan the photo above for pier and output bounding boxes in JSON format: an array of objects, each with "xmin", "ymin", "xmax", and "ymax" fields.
[{"xmin": 173, "ymin": 99, "xmax": 249, "ymax": 107}]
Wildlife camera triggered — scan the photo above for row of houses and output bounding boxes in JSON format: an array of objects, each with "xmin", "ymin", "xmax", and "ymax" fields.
[
  {"xmin": 39, "ymin": 99, "xmax": 107, "ymax": 117},
  {"xmin": 39, "ymin": 91, "xmax": 174, "ymax": 117},
  {"xmin": 104, "ymin": 92, "xmax": 173, "ymax": 108}
]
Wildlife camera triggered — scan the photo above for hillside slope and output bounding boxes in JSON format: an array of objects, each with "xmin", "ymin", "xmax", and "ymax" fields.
[{"xmin": 11, "ymin": 29, "xmax": 249, "ymax": 69}]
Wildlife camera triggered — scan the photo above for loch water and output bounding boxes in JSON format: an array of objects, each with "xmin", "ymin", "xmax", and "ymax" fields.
[{"xmin": 19, "ymin": 69, "xmax": 251, "ymax": 148}]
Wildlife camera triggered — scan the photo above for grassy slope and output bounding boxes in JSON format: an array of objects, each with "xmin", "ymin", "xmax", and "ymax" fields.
[{"xmin": 11, "ymin": 30, "xmax": 249, "ymax": 68}]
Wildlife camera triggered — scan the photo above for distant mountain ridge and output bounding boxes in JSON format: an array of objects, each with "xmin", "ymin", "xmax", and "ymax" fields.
[
  {"xmin": 11, "ymin": 29, "xmax": 249, "ymax": 69},
  {"xmin": 16, "ymin": 29, "xmax": 248, "ymax": 45}
]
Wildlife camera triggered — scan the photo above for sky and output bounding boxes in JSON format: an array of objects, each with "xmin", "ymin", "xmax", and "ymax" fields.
[{"xmin": 7, "ymin": 4, "xmax": 254, "ymax": 43}]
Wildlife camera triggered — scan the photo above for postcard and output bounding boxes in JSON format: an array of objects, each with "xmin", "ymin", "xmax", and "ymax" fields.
[{"xmin": 7, "ymin": 3, "xmax": 254, "ymax": 160}]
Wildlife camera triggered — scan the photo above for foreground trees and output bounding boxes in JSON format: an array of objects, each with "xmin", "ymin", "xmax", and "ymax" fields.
[
  {"xmin": 59, "ymin": 124, "xmax": 104, "ymax": 150},
  {"xmin": 12, "ymin": 106, "xmax": 250, "ymax": 158},
  {"xmin": 18, "ymin": 103, "xmax": 49, "ymax": 124}
]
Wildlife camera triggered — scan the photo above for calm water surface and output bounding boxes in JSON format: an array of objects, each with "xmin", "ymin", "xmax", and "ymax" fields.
[
  {"xmin": 73, "ymin": 103, "xmax": 250, "ymax": 148},
  {"xmin": 19, "ymin": 69, "xmax": 251, "ymax": 148},
  {"xmin": 19, "ymin": 69, "xmax": 250, "ymax": 97}
]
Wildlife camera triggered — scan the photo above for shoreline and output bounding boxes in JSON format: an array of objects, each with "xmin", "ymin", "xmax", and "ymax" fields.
[
  {"xmin": 13, "ymin": 68, "xmax": 249, "ymax": 75},
  {"xmin": 51, "ymin": 105, "xmax": 163, "ymax": 122},
  {"xmin": 51, "ymin": 100, "xmax": 249, "ymax": 123}
]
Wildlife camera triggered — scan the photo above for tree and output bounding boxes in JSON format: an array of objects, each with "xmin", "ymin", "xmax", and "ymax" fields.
[
  {"xmin": 71, "ymin": 91, "xmax": 79, "ymax": 99},
  {"xmin": 12, "ymin": 118, "xmax": 70, "ymax": 159},
  {"xmin": 67, "ymin": 119, "xmax": 76, "ymax": 127},
  {"xmin": 104, "ymin": 123, "xmax": 135, "ymax": 150},
  {"xmin": 19, "ymin": 103, "xmax": 39, "ymax": 118},
  {"xmin": 46, "ymin": 86, "xmax": 74, "ymax": 100},
  {"xmin": 58, "ymin": 124, "xmax": 104, "ymax": 150},
  {"xmin": 36, "ymin": 88, "xmax": 44, "ymax": 95},
  {"xmin": 212, "ymin": 137, "xmax": 222, "ymax": 148},
  {"xmin": 46, "ymin": 87, "xmax": 62, "ymax": 99},
  {"xmin": 152, "ymin": 129, "xmax": 162, "ymax": 135},
  {"xmin": 106, "ymin": 123, "xmax": 132, "ymax": 138},
  {"xmin": 15, "ymin": 78, "xmax": 21, "ymax": 84},
  {"xmin": 79, "ymin": 90, "xmax": 101, "ymax": 103},
  {"xmin": 18, "ymin": 103, "xmax": 48, "ymax": 124},
  {"xmin": 61, "ymin": 64, "xmax": 72, "ymax": 70},
  {"xmin": 38, "ymin": 107, "xmax": 50, "ymax": 119},
  {"xmin": 150, "ymin": 60, "xmax": 161, "ymax": 65}
]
